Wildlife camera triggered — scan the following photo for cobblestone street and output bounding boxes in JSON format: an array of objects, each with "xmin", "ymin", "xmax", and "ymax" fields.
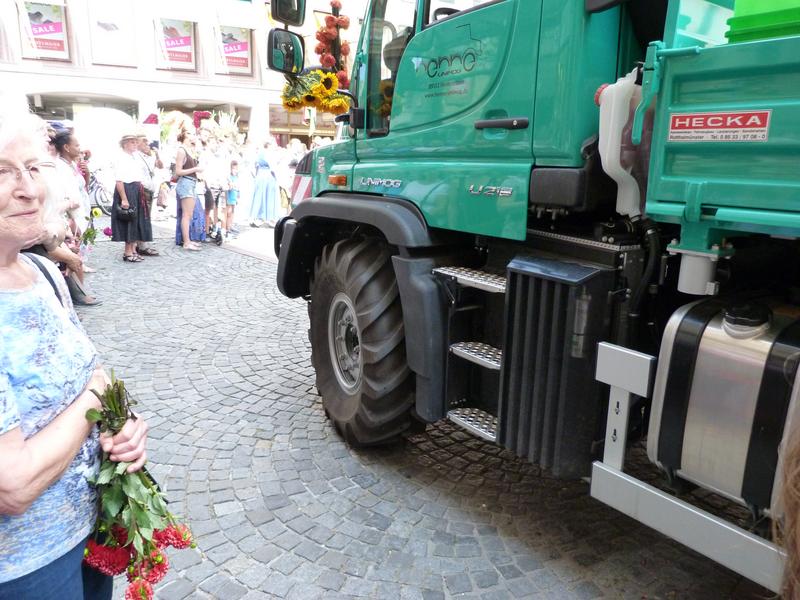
[{"xmin": 79, "ymin": 231, "xmax": 760, "ymax": 600}]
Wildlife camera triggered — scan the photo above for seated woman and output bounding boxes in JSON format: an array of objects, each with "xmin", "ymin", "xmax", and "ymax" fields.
[{"xmin": 0, "ymin": 105, "xmax": 149, "ymax": 599}]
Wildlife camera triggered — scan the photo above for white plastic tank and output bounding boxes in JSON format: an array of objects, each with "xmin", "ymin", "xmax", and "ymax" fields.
[{"xmin": 597, "ymin": 68, "xmax": 642, "ymax": 218}]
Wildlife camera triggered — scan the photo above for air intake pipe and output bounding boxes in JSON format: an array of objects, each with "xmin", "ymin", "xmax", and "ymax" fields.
[{"xmin": 627, "ymin": 217, "xmax": 660, "ymax": 347}]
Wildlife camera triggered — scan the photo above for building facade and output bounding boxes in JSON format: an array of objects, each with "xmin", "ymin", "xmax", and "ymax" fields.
[{"xmin": 0, "ymin": 0, "xmax": 366, "ymax": 142}]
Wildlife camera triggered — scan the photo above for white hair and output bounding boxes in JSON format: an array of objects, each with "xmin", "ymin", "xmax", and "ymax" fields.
[
  {"xmin": 0, "ymin": 95, "xmax": 67, "ymax": 250},
  {"xmin": 0, "ymin": 94, "xmax": 48, "ymax": 154}
]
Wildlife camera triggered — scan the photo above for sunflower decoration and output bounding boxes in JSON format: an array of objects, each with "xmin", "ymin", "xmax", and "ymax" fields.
[
  {"xmin": 315, "ymin": 71, "xmax": 339, "ymax": 97},
  {"xmin": 379, "ymin": 79, "xmax": 395, "ymax": 100},
  {"xmin": 320, "ymin": 96, "xmax": 350, "ymax": 115},
  {"xmin": 281, "ymin": 67, "xmax": 350, "ymax": 116},
  {"xmin": 374, "ymin": 79, "xmax": 394, "ymax": 118},
  {"xmin": 283, "ymin": 96, "xmax": 302, "ymax": 110},
  {"xmin": 302, "ymin": 92, "xmax": 318, "ymax": 107},
  {"xmin": 279, "ymin": 0, "xmax": 352, "ymax": 116}
]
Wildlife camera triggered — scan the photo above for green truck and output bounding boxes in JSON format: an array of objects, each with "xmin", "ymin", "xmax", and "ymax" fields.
[{"xmin": 268, "ymin": 0, "xmax": 800, "ymax": 590}]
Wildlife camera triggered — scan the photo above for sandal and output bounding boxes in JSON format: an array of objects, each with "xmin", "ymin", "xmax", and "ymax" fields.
[
  {"xmin": 123, "ymin": 255, "xmax": 143, "ymax": 262},
  {"xmin": 181, "ymin": 244, "xmax": 200, "ymax": 251},
  {"xmin": 73, "ymin": 295, "xmax": 103, "ymax": 306},
  {"xmin": 138, "ymin": 248, "xmax": 160, "ymax": 256}
]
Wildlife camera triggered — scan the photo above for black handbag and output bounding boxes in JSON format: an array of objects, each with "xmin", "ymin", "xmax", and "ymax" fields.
[{"xmin": 116, "ymin": 205, "xmax": 136, "ymax": 221}]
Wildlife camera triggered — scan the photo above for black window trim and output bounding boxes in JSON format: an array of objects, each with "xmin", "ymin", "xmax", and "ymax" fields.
[{"xmin": 422, "ymin": 0, "xmax": 506, "ymax": 29}]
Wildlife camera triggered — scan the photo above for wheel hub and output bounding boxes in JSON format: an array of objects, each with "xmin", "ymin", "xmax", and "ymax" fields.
[{"xmin": 328, "ymin": 293, "xmax": 362, "ymax": 393}]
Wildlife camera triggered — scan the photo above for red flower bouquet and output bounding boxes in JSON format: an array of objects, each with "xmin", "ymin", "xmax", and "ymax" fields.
[{"xmin": 84, "ymin": 374, "xmax": 194, "ymax": 599}]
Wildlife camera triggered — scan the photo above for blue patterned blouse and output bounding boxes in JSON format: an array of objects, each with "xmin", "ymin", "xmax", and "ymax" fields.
[{"xmin": 0, "ymin": 254, "xmax": 99, "ymax": 583}]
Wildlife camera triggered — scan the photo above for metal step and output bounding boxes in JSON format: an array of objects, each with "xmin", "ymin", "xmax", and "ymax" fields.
[
  {"xmin": 450, "ymin": 341, "xmax": 502, "ymax": 370},
  {"xmin": 433, "ymin": 266, "xmax": 507, "ymax": 294},
  {"xmin": 447, "ymin": 407, "xmax": 498, "ymax": 442}
]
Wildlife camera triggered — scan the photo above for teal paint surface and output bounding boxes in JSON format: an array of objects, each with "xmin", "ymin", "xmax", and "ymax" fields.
[
  {"xmin": 645, "ymin": 34, "xmax": 800, "ymax": 252},
  {"xmin": 307, "ymin": 0, "xmax": 623, "ymax": 241},
  {"xmin": 532, "ymin": 1, "xmax": 620, "ymax": 166},
  {"xmin": 353, "ymin": 0, "xmax": 534, "ymax": 240}
]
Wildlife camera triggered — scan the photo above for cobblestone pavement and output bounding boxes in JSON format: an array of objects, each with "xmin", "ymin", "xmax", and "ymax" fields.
[{"xmin": 79, "ymin": 231, "xmax": 765, "ymax": 599}]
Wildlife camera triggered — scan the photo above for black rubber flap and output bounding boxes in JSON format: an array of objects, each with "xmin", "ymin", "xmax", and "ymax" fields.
[
  {"xmin": 657, "ymin": 300, "xmax": 725, "ymax": 471},
  {"xmin": 741, "ymin": 320, "xmax": 800, "ymax": 510}
]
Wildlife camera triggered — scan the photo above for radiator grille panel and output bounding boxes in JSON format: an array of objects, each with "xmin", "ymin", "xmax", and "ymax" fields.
[{"xmin": 499, "ymin": 256, "xmax": 614, "ymax": 478}]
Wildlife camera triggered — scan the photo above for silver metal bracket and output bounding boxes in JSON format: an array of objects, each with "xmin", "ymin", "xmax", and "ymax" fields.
[
  {"xmin": 595, "ymin": 342, "xmax": 655, "ymax": 470},
  {"xmin": 590, "ymin": 342, "xmax": 785, "ymax": 592}
]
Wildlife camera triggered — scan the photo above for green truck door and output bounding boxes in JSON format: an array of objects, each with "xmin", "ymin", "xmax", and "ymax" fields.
[{"xmin": 351, "ymin": 0, "xmax": 539, "ymax": 241}]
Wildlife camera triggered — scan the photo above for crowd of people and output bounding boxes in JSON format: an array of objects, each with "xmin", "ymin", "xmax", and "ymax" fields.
[
  {"xmin": 115, "ymin": 126, "xmax": 319, "ymax": 251},
  {"xmin": 19, "ymin": 114, "xmax": 321, "ymax": 284}
]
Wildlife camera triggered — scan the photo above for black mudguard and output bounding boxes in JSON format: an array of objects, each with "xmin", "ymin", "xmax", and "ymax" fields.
[{"xmin": 274, "ymin": 193, "xmax": 456, "ymax": 422}]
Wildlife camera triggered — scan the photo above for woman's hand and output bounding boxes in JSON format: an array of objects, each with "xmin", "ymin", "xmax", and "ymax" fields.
[
  {"xmin": 121, "ymin": 198, "xmax": 130, "ymax": 209},
  {"xmin": 100, "ymin": 416, "xmax": 148, "ymax": 473},
  {"xmin": 63, "ymin": 251, "xmax": 83, "ymax": 274}
]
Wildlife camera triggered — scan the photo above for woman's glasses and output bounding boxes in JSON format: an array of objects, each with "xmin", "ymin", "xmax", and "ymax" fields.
[{"xmin": 0, "ymin": 162, "xmax": 56, "ymax": 186}]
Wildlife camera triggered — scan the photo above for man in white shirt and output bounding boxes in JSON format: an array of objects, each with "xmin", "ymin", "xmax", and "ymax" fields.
[{"xmin": 135, "ymin": 135, "xmax": 162, "ymax": 255}]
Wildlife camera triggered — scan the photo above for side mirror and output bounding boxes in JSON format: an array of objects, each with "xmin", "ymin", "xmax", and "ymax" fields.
[
  {"xmin": 350, "ymin": 107, "xmax": 366, "ymax": 130},
  {"xmin": 267, "ymin": 29, "xmax": 304, "ymax": 75},
  {"xmin": 271, "ymin": 0, "xmax": 305, "ymax": 27}
]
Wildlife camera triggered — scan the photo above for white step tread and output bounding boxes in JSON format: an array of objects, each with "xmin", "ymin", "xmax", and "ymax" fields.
[
  {"xmin": 447, "ymin": 407, "xmax": 498, "ymax": 442},
  {"xmin": 450, "ymin": 341, "xmax": 502, "ymax": 370},
  {"xmin": 433, "ymin": 266, "xmax": 507, "ymax": 293}
]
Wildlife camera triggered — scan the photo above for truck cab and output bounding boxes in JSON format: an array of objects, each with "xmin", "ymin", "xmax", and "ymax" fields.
[{"xmin": 268, "ymin": 0, "xmax": 800, "ymax": 591}]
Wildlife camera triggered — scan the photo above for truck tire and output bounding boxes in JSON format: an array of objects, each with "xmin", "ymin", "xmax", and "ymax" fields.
[{"xmin": 309, "ymin": 237, "xmax": 414, "ymax": 446}]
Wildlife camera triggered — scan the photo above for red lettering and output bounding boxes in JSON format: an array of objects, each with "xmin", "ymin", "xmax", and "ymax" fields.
[
  {"xmin": 670, "ymin": 111, "xmax": 771, "ymax": 131},
  {"xmin": 672, "ymin": 116, "xmax": 691, "ymax": 129}
]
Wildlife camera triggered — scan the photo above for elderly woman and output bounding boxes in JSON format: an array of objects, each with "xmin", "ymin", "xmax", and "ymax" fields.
[
  {"xmin": 0, "ymin": 109, "xmax": 148, "ymax": 597},
  {"xmin": 111, "ymin": 133, "xmax": 151, "ymax": 262}
]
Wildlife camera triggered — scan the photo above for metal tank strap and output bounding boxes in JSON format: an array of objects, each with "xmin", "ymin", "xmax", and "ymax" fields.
[
  {"xmin": 656, "ymin": 299, "xmax": 725, "ymax": 472},
  {"xmin": 741, "ymin": 320, "xmax": 800, "ymax": 510}
]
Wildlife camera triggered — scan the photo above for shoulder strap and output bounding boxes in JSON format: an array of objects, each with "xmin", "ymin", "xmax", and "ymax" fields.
[
  {"xmin": 139, "ymin": 152, "xmax": 154, "ymax": 177},
  {"xmin": 23, "ymin": 253, "xmax": 64, "ymax": 306}
]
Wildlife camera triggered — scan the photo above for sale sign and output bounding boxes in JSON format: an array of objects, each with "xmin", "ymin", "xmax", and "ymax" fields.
[
  {"xmin": 219, "ymin": 26, "xmax": 252, "ymax": 75},
  {"xmin": 160, "ymin": 19, "xmax": 195, "ymax": 70},
  {"xmin": 24, "ymin": 2, "xmax": 69, "ymax": 60}
]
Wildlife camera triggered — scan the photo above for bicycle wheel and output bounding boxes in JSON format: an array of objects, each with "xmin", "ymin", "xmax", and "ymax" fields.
[{"xmin": 92, "ymin": 185, "xmax": 113, "ymax": 216}]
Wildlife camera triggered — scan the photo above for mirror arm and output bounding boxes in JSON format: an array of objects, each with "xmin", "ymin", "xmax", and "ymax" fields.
[{"xmin": 336, "ymin": 89, "xmax": 358, "ymax": 108}]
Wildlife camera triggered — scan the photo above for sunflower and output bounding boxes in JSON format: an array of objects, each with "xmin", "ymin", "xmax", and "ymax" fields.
[
  {"xmin": 377, "ymin": 101, "xmax": 392, "ymax": 118},
  {"xmin": 302, "ymin": 93, "xmax": 318, "ymax": 107},
  {"xmin": 282, "ymin": 96, "xmax": 302, "ymax": 110},
  {"xmin": 379, "ymin": 79, "xmax": 395, "ymax": 99},
  {"xmin": 91, "ymin": 207, "xmax": 103, "ymax": 219},
  {"xmin": 325, "ymin": 96, "xmax": 350, "ymax": 115},
  {"xmin": 318, "ymin": 72, "xmax": 339, "ymax": 97}
]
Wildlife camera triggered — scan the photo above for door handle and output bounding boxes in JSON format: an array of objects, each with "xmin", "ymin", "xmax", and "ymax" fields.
[{"xmin": 474, "ymin": 117, "xmax": 529, "ymax": 130}]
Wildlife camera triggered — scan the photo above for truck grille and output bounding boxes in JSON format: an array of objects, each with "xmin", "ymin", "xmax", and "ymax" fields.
[{"xmin": 498, "ymin": 255, "xmax": 616, "ymax": 478}]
